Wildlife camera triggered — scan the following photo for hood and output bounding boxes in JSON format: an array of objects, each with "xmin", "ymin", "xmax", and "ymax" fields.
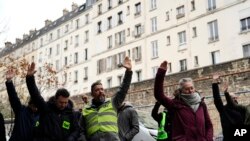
[
  {"xmin": 47, "ymin": 96, "xmax": 74, "ymax": 111},
  {"xmin": 118, "ymin": 102, "xmax": 133, "ymax": 111}
]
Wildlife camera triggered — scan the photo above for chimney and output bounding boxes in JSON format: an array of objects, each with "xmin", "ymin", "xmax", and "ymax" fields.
[
  {"xmin": 29, "ymin": 29, "xmax": 36, "ymax": 35},
  {"xmin": 72, "ymin": 3, "xmax": 78, "ymax": 11},
  {"xmin": 45, "ymin": 19, "xmax": 52, "ymax": 26},
  {"xmin": 63, "ymin": 9, "xmax": 69, "ymax": 16},
  {"xmin": 5, "ymin": 42, "xmax": 13, "ymax": 48},
  {"xmin": 23, "ymin": 34, "xmax": 29, "ymax": 39},
  {"xmin": 16, "ymin": 38, "xmax": 22, "ymax": 44}
]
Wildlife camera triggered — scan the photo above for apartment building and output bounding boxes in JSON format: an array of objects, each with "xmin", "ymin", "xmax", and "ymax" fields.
[{"xmin": 0, "ymin": 0, "xmax": 249, "ymax": 98}]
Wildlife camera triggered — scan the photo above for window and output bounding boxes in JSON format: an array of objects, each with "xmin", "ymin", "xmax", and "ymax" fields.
[
  {"xmin": 97, "ymin": 21, "xmax": 102, "ymax": 33},
  {"xmin": 74, "ymin": 52, "xmax": 78, "ymax": 64},
  {"xmin": 178, "ymin": 31, "xmax": 186, "ymax": 45},
  {"xmin": 194, "ymin": 56, "xmax": 199, "ymax": 66},
  {"xmin": 64, "ymin": 73, "xmax": 67, "ymax": 83},
  {"xmin": 49, "ymin": 47, "xmax": 52, "ymax": 56},
  {"xmin": 39, "ymin": 52, "xmax": 42, "ymax": 62},
  {"xmin": 243, "ymin": 44, "xmax": 250, "ymax": 57},
  {"xmin": 166, "ymin": 36, "xmax": 171, "ymax": 45},
  {"xmin": 191, "ymin": 0, "xmax": 195, "ymax": 11},
  {"xmin": 208, "ymin": 0, "xmax": 216, "ymax": 11},
  {"xmin": 49, "ymin": 33, "xmax": 53, "ymax": 41},
  {"xmin": 65, "ymin": 24, "xmax": 69, "ymax": 33},
  {"xmin": 108, "ymin": 0, "xmax": 112, "ymax": 9},
  {"xmin": 107, "ymin": 35, "xmax": 112, "ymax": 49},
  {"xmin": 107, "ymin": 78, "xmax": 112, "ymax": 88},
  {"xmin": 84, "ymin": 67, "xmax": 88, "ymax": 80},
  {"xmin": 75, "ymin": 19, "xmax": 80, "ymax": 29},
  {"xmin": 74, "ymin": 71, "xmax": 78, "ymax": 83},
  {"xmin": 98, "ymin": 4, "xmax": 102, "ymax": 15},
  {"xmin": 118, "ymin": 0, "xmax": 123, "ymax": 5},
  {"xmin": 211, "ymin": 51, "xmax": 220, "ymax": 64},
  {"xmin": 70, "ymin": 36, "xmax": 73, "ymax": 45},
  {"xmin": 192, "ymin": 27, "xmax": 197, "ymax": 37},
  {"xmin": 134, "ymin": 24, "xmax": 142, "ymax": 37},
  {"xmin": 240, "ymin": 17, "xmax": 250, "ymax": 31},
  {"xmin": 56, "ymin": 44, "xmax": 60, "ymax": 55},
  {"xmin": 127, "ymin": 6, "xmax": 130, "ymax": 15},
  {"xmin": 151, "ymin": 40, "xmax": 158, "ymax": 58},
  {"xmin": 85, "ymin": 14, "xmax": 89, "ymax": 24},
  {"xmin": 118, "ymin": 11, "xmax": 123, "ymax": 25},
  {"xmin": 31, "ymin": 56, "xmax": 35, "ymax": 62},
  {"xmin": 40, "ymin": 38, "xmax": 43, "ymax": 47},
  {"xmin": 168, "ymin": 62, "xmax": 172, "ymax": 73},
  {"xmin": 84, "ymin": 48, "xmax": 88, "ymax": 61},
  {"xmin": 208, "ymin": 20, "xmax": 219, "ymax": 42},
  {"xmin": 56, "ymin": 60, "xmax": 60, "ymax": 71},
  {"xmin": 180, "ymin": 59, "xmax": 187, "ymax": 71},
  {"xmin": 176, "ymin": 6, "xmax": 185, "ymax": 19},
  {"xmin": 150, "ymin": 0, "xmax": 157, "ymax": 10},
  {"xmin": 152, "ymin": 66, "xmax": 158, "ymax": 77},
  {"xmin": 107, "ymin": 16, "xmax": 112, "ymax": 29},
  {"xmin": 132, "ymin": 46, "xmax": 142, "ymax": 62},
  {"xmin": 135, "ymin": 2, "xmax": 141, "ymax": 16},
  {"xmin": 117, "ymin": 75, "xmax": 123, "ymax": 85},
  {"xmin": 57, "ymin": 29, "xmax": 60, "ymax": 38},
  {"xmin": 75, "ymin": 35, "xmax": 79, "ymax": 47},
  {"xmin": 117, "ymin": 51, "xmax": 126, "ymax": 64},
  {"xmin": 166, "ymin": 11, "xmax": 170, "ymax": 21},
  {"xmin": 64, "ymin": 40, "xmax": 68, "ymax": 50},
  {"xmin": 151, "ymin": 17, "xmax": 157, "ymax": 32},
  {"xmin": 107, "ymin": 57, "xmax": 112, "ymax": 71},
  {"xmin": 64, "ymin": 56, "xmax": 68, "ymax": 66},
  {"xmin": 115, "ymin": 30, "xmax": 125, "ymax": 45},
  {"xmin": 136, "ymin": 70, "xmax": 142, "ymax": 82},
  {"xmin": 85, "ymin": 30, "xmax": 89, "ymax": 42}
]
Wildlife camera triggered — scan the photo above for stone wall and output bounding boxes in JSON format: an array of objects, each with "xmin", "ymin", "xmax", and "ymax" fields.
[{"xmin": 72, "ymin": 57, "xmax": 250, "ymax": 136}]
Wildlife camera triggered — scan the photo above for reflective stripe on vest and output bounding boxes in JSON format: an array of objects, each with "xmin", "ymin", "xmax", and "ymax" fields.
[
  {"xmin": 157, "ymin": 112, "xmax": 168, "ymax": 140},
  {"xmin": 83, "ymin": 100, "xmax": 118, "ymax": 137}
]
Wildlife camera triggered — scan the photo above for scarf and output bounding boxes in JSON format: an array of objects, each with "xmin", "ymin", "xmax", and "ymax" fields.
[{"xmin": 180, "ymin": 92, "xmax": 201, "ymax": 112}]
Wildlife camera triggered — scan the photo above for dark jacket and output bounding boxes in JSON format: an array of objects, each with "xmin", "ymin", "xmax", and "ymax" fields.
[
  {"xmin": 80, "ymin": 70, "xmax": 133, "ymax": 141},
  {"xmin": 118, "ymin": 103, "xmax": 139, "ymax": 141},
  {"xmin": 212, "ymin": 83, "xmax": 244, "ymax": 141},
  {"xmin": 26, "ymin": 75, "xmax": 79, "ymax": 141},
  {"xmin": 151, "ymin": 102, "xmax": 171, "ymax": 141},
  {"xmin": 154, "ymin": 68, "xmax": 213, "ymax": 141},
  {"xmin": 0, "ymin": 113, "xmax": 6, "ymax": 141},
  {"xmin": 5, "ymin": 80, "xmax": 39, "ymax": 141}
]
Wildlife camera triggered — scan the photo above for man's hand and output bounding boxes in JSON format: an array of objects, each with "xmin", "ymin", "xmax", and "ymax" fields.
[
  {"xmin": 27, "ymin": 62, "xmax": 37, "ymax": 76},
  {"xmin": 6, "ymin": 69, "xmax": 15, "ymax": 81},
  {"xmin": 212, "ymin": 73, "xmax": 221, "ymax": 84},
  {"xmin": 122, "ymin": 57, "xmax": 132, "ymax": 71},
  {"xmin": 223, "ymin": 83, "xmax": 229, "ymax": 93},
  {"xmin": 160, "ymin": 61, "xmax": 168, "ymax": 70}
]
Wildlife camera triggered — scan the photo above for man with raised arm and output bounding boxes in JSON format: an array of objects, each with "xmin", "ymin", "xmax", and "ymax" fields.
[{"xmin": 80, "ymin": 57, "xmax": 133, "ymax": 141}]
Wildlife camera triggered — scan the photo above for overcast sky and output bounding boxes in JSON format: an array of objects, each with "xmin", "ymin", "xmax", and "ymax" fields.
[{"xmin": 0, "ymin": 0, "xmax": 86, "ymax": 48}]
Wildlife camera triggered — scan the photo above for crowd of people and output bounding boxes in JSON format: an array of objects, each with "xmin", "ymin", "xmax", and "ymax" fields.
[{"xmin": 0, "ymin": 58, "xmax": 249, "ymax": 141}]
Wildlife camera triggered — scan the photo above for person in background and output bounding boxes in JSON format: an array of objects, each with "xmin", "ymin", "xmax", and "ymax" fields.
[
  {"xmin": 5, "ymin": 68, "xmax": 39, "ymax": 141},
  {"xmin": 212, "ymin": 74, "xmax": 244, "ymax": 141},
  {"xmin": 0, "ymin": 112, "xmax": 6, "ymax": 141},
  {"xmin": 80, "ymin": 57, "xmax": 132, "ymax": 141},
  {"xmin": 118, "ymin": 102, "xmax": 139, "ymax": 141},
  {"xmin": 151, "ymin": 101, "xmax": 171, "ymax": 141},
  {"xmin": 154, "ymin": 61, "xmax": 213, "ymax": 141},
  {"xmin": 26, "ymin": 62, "xmax": 79, "ymax": 141}
]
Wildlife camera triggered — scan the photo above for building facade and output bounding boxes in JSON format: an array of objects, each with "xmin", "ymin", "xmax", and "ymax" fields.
[{"xmin": 0, "ymin": 0, "xmax": 250, "ymax": 98}]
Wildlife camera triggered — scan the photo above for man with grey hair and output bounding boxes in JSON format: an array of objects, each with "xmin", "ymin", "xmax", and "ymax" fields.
[{"xmin": 154, "ymin": 61, "xmax": 213, "ymax": 141}]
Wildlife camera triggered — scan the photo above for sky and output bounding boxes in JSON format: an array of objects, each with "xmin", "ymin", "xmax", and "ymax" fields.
[{"xmin": 0, "ymin": 0, "xmax": 86, "ymax": 48}]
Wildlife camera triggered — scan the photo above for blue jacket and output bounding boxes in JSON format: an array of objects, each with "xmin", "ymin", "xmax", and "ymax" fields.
[{"xmin": 6, "ymin": 80, "xmax": 39, "ymax": 141}]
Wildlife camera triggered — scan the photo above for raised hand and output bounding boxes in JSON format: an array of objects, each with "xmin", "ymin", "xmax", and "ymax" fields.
[
  {"xmin": 122, "ymin": 57, "xmax": 132, "ymax": 71},
  {"xmin": 27, "ymin": 62, "xmax": 37, "ymax": 76},
  {"xmin": 6, "ymin": 68, "xmax": 15, "ymax": 81},
  {"xmin": 160, "ymin": 61, "xmax": 168, "ymax": 70},
  {"xmin": 223, "ymin": 83, "xmax": 229, "ymax": 93},
  {"xmin": 212, "ymin": 73, "xmax": 221, "ymax": 84}
]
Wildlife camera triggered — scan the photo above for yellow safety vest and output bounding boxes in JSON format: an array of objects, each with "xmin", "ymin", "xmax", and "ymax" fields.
[{"xmin": 82, "ymin": 100, "xmax": 118, "ymax": 137}]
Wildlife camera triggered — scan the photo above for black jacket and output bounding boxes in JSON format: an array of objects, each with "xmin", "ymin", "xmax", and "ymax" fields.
[
  {"xmin": 151, "ymin": 102, "xmax": 171, "ymax": 141},
  {"xmin": 212, "ymin": 83, "xmax": 244, "ymax": 141},
  {"xmin": 0, "ymin": 113, "xmax": 6, "ymax": 141},
  {"xmin": 118, "ymin": 103, "xmax": 139, "ymax": 141},
  {"xmin": 5, "ymin": 80, "xmax": 39, "ymax": 141},
  {"xmin": 26, "ymin": 75, "xmax": 79, "ymax": 141}
]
